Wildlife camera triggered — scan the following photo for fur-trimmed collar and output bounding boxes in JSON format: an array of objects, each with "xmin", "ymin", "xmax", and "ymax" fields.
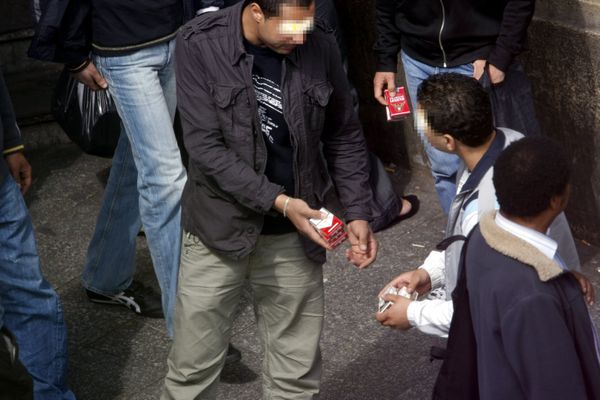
[{"xmin": 479, "ymin": 211, "xmax": 564, "ymax": 282}]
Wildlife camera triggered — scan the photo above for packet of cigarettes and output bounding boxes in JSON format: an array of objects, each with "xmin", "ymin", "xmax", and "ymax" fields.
[
  {"xmin": 378, "ymin": 286, "xmax": 418, "ymax": 313},
  {"xmin": 384, "ymin": 87, "xmax": 411, "ymax": 121},
  {"xmin": 308, "ymin": 208, "xmax": 347, "ymax": 248}
]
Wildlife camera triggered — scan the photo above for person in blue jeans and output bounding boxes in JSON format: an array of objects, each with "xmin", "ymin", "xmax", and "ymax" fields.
[
  {"xmin": 29, "ymin": 0, "xmax": 193, "ymax": 336},
  {"xmin": 373, "ymin": 0, "xmax": 540, "ymax": 214},
  {"xmin": 0, "ymin": 72, "xmax": 75, "ymax": 399}
]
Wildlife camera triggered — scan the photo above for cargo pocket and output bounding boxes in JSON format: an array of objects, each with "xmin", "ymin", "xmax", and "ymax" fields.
[{"xmin": 211, "ymin": 83, "xmax": 253, "ymax": 141}]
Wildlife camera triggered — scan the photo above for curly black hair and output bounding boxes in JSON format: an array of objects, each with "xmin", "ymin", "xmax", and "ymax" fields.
[
  {"xmin": 247, "ymin": 0, "xmax": 314, "ymax": 17},
  {"xmin": 493, "ymin": 137, "xmax": 571, "ymax": 217},
  {"xmin": 417, "ymin": 73, "xmax": 493, "ymax": 147}
]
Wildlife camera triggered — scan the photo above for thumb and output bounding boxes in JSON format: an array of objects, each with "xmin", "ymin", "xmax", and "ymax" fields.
[
  {"xmin": 406, "ymin": 277, "xmax": 419, "ymax": 293},
  {"xmin": 356, "ymin": 228, "xmax": 368, "ymax": 252},
  {"xmin": 91, "ymin": 69, "xmax": 108, "ymax": 89}
]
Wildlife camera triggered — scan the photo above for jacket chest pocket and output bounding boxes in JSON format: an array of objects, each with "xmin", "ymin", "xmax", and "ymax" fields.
[
  {"xmin": 211, "ymin": 83, "xmax": 254, "ymax": 141},
  {"xmin": 303, "ymin": 80, "xmax": 333, "ymax": 133}
]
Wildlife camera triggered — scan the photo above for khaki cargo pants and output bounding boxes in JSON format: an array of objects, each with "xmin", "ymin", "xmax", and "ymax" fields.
[{"xmin": 162, "ymin": 231, "xmax": 324, "ymax": 400}]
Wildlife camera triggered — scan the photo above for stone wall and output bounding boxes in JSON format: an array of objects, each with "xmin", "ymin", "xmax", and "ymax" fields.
[{"xmin": 522, "ymin": 0, "xmax": 600, "ymax": 243}]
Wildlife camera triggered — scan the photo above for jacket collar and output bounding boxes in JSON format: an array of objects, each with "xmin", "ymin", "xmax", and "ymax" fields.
[
  {"xmin": 459, "ymin": 129, "xmax": 506, "ymax": 195},
  {"xmin": 229, "ymin": 1, "xmax": 300, "ymax": 66},
  {"xmin": 479, "ymin": 211, "xmax": 563, "ymax": 282}
]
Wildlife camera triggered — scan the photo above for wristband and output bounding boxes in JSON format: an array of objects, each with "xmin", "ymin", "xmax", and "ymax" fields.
[
  {"xmin": 283, "ymin": 197, "xmax": 291, "ymax": 218},
  {"xmin": 69, "ymin": 59, "xmax": 91, "ymax": 73}
]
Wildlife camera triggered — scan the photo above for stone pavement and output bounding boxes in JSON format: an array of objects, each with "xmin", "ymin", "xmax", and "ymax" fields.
[{"xmin": 24, "ymin": 142, "xmax": 600, "ymax": 400}]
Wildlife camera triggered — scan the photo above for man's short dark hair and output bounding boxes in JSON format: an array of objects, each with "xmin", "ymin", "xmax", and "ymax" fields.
[
  {"xmin": 248, "ymin": 0, "xmax": 314, "ymax": 17},
  {"xmin": 493, "ymin": 137, "xmax": 571, "ymax": 218},
  {"xmin": 417, "ymin": 73, "xmax": 493, "ymax": 147}
]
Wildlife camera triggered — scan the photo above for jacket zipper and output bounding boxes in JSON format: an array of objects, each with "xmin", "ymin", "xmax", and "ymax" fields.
[{"xmin": 438, "ymin": 0, "xmax": 448, "ymax": 67}]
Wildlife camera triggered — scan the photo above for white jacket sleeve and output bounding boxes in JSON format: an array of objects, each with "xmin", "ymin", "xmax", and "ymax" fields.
[
  {"xmin": 419, "ymin": 250, "xmax": 445, "ymax": 290},
  {"xmin": 406, "ymin": 299, "xmax": 454, "ymax": 338}
]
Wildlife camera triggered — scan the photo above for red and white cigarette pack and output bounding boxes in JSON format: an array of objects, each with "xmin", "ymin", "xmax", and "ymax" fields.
[
  {"xmin": 309, "ymin": 208, "xmax": 347, "ymax": 248},
  {"xmin": 384, "ymin": 87, "xmax": 411, "ymax": 121}
]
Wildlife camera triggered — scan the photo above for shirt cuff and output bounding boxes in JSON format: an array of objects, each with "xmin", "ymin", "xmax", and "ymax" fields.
[{"xmin": 3, "ymin": 145, "xmax": 24, "ymax": 156}]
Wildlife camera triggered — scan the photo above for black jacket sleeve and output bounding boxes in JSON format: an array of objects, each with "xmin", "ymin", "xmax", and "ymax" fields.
[
  {"xmin": 28, "ymin": 0, "xmax": 91, "ymax": 66},
  {"xmin": 373, "ymin": 0, "xmax": 401, "ymax": 72},
  {"xmin": 175, "ymin": 31, "xmax": 283, "ymax": 214},
  {"xmin": 0, "ymin": 74, "xmax": 23, "ymax": 154},
  {"xmin": 487, "ymin": 0, "xmax": 535, "ymax": 72},
  {"xmin": 321, "ymin": 34, "xmax": 372, "ymax": 222}
]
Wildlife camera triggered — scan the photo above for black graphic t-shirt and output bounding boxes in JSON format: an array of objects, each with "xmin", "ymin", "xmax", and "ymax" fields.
[{"xmin": 245, "ymin": 41, "xmax": 296, "ymax": 234}]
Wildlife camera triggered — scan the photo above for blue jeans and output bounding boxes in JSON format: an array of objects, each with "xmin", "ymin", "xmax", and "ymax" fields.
[
  {"xmin": 83, "ymin": 40, "xmax": 186, "ymax": 336},
  {"xmin": 0, "ymin": 176, "xmax": 75, "ymax": 399},
  {"xmin": 401, "ymin": 51, "xmax": 474, "ymax": 214}
]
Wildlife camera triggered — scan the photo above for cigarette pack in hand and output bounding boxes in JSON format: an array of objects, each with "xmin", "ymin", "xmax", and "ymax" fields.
[
  {"xmin": 309, "ymin": 208, "xmax": 347, "ymax": 248},
  {"xmin": 378, "ymin": 286, "xmax": 418, "ymax": 313},
  {"xmin": 384, "ymin": 87, "xmax": 411, "ymax": 121}
]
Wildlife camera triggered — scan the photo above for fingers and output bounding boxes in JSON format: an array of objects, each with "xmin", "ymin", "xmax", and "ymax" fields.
[
  {"xmin": 347, "ymin": 237, "xmax": 377, "ymax": 269},
  {"xmin": 487, "ymin": 64, "xmax": 506, "ymax": 85},
  {"xmin": 345, "ymin": 221, "xmax": 377, "ymax": 268},
  {"xmin": 73, "ymin": 63, "xmax": 108, "ymax": 91},
  {"xmin": 285, "ymin": 199, "xmax": 331, "ymax": 250},
  {"xmin": 472, "ymin": 59, "xmax": 486, "ymax": 80},
  {"xmin": 373, "ymin": 72, "xmax": 395, "ymax": 106},
  {"xmin": 588, "ymin": 284, "xmax": 595, "ymax": 306},
  {"xmin": 572, "ymin": 272, "xmax": 595, "ymax": 306},
  {"xmin": 19, "ymin": 163, "xmax": 32, "ymax": 194},
  {"xmin": 90, "ymin": 68, "xmax": 109, "ymax": 90}
]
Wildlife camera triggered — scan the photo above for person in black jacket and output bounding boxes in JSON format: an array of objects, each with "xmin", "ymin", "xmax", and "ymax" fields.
[
  {"xmin": 373, "ymin": 0, "xmax": 541, "ymax": 215},
  {"xmin": 196, "ymin": 0, "xmax": 420, "ymax": 231},
  {"xmin": 465, "ymin": 137, "xmax": 600, "ymax": 399},
  {"xmin": 163, "ymin": 1, "xmax": 377, "ymax": 398},
  {"xmin": 0, "ymin": 72, "xmax": 75, "ymax": 399}
]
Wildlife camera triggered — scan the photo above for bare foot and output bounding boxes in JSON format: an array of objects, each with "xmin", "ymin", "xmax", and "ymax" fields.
[{"xmin": 399, "ymin": 198, "xmax": 412, "ymax": 217}]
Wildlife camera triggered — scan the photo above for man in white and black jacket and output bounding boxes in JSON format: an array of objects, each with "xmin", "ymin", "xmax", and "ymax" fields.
[
  {"xmin": 373, "ymin": 0, "xmax": 541, "ymax": 215},
  {"xmin": 466, "ymin": 137, "xmax": 600, "ymax": 399},
  {"xmin": 376, "ymin": 74, "xmax": 586, "ymax": 338}
]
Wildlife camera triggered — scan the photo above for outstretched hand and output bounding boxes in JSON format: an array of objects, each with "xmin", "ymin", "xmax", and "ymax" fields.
[{"xmin": 345, "ymin": 220, "xmax": 378, "ymax": 269}]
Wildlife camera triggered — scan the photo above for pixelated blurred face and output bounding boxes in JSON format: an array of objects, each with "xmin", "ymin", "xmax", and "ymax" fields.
[
  {"xmin": 416, "ymin": 104, "xmax": 448, "ymax": 152},
  {"xmin": 256, "ymin": 2, "xmax": 315, "ymax": 54}
]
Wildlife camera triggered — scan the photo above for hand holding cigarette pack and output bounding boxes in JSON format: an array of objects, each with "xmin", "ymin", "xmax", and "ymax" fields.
[
  {"xmin": 378, "ymin": 286, "xmax": 418, "ymax": 313},
  {"xmin": 308, "ymin": 208, "xmax": 347, "ymax": 248}
]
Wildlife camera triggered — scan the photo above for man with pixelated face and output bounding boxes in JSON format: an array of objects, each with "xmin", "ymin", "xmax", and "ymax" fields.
[{"xmin": 163, "ymin": 1, "xmax": 377, "ymax": 398}]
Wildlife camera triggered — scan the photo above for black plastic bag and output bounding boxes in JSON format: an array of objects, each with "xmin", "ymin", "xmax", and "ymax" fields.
[{"xmin": 52, "ymin": 68, "xmax": 120, "ymax": 158}]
